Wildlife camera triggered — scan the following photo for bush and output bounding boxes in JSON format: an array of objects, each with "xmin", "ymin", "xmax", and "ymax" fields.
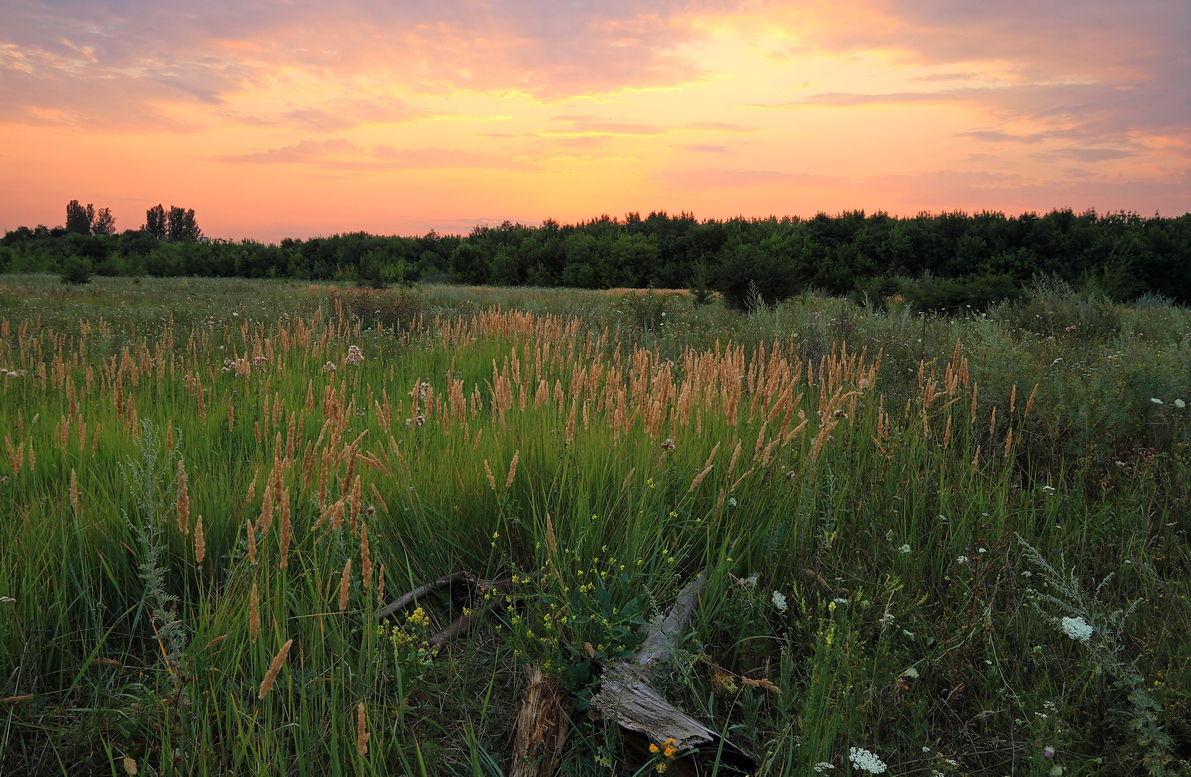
[
  {"xmin": 715, "ymin": 243, "xmax": 799, "ymax": 311},
  {"xmin": 59, "ymin": 256, "xmax": 92, "ymax": 285},
  {"xmin": 900, "ymin": 273, "xmax": 1022, "ymax": 314}
]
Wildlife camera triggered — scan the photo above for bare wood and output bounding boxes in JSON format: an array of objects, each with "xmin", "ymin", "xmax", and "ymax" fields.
[
  {"xmin": 591, "ymin": 570, "xmax": 756, "ymax": 774},
  {"xmin": 635, "ymin": 571, "xmax": 705, "ymax": 672},
  {"xmin": 510, "ymin": 664, "xmax": 570, "ymax": 777},
  {"xmin": 375, "ymin": 571, "xmax": 478, "ymax": 621}
]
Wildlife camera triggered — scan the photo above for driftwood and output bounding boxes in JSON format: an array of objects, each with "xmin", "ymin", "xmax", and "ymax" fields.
[
  {"xmin": 591, "ymin": 572, "xmax": 756, "ymax": 775},
  {"xmin": 509, "ymin": 664, "xmax": 570, "ymax": 777}
]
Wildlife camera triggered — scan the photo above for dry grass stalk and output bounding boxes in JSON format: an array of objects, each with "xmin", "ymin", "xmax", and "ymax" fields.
[
  {"xmin": 988, "ymin": 406, "xmax": 997, "ymax": 437},
  {"xmin": 1009, "ymin": 384, "xmax": 1018, "ymax": 415},
  {"xmin": 338, "ymin": 559, "xmax": 352, "ymax": 611},
  {"xmin": 505, "ymin": 450, "xmax": 520, "ymax": 490},
  {"xmin": 122, "ymin": 756, "xmax": 138, "ymax": 775},
  {"xmin": 69, "ymin": 468, "xmax": 79, "ymax": 514},
  {"xmin": 1024, "ymin": 383, "xmax": 1038, "ymax": 418},
  {"xmin": 1004, "ymin": 428, "xmax": 1014, "ymax": 458},
  {"xmin": 195, "ymin": 514, "xmax": 206, "ymax": 564},
  {"xmin": 971, "ymin": 445, "xmax": 981, "ymax": 474},
  {"xmin": 247, "ymin": 520, "xmax": 257, "ymax": 565},
  {"xmin": 483, "ymin": 460, "xmax": 497, "ymax": 491},
  {"xmin": 970, "ymin": 383, "xmax": 978, "ymax": 424},
  {"xmin": 246, "ymin": 473, "xmax": 257, "ymax": 503},
  {"xmin": 356, "ymin": 702, "xmax": 370, "ymax": 757},
  {"xmin": 249, "ymin": 582, "xmax": 260, "ymax": 641},
  {"xmin": 368, "ymin": 483, "xmax": 389, "ymax": 514},
  {"xmin": 258, "ymin": 638, "xmax": 293, "ymax": 699}
]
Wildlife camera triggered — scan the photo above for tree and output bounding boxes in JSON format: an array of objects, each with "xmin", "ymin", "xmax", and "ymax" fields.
[
  {"xmin": 145, "ymin": 205, "xmax": 167, "ymax": 239},
  {"xmin": 92, "ymin": 208, "xmax": 116, "ymax": 235},
  {"xmin": 66, "ymin": 200, "xmax": 95, "ymax": 235},
  {"xmin": 166, "ymin": 206, "xmax": 202, "ymax": 242}
]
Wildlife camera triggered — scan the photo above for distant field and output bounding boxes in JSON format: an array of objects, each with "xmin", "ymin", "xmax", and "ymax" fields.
[{"xmin": 1, "ymin": 275, "xmax": 1188, "ymax": 776}]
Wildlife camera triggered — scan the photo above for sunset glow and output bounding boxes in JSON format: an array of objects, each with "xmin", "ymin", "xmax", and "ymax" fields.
[{"xmin": 3, "ymin": 0, "xmax": 1188, "ymax": 240}]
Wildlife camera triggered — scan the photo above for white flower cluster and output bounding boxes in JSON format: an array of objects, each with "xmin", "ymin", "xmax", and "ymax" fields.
[
  {"xmin": 1, "ymin": 368, "xmax": 28, "ymax": 378},
  {"xmin": 1061, "ymin": 616, "xmax": 1093, "ymax": 643},
  {"xmin": 849, "ymin": 746, "xmax": 888, "ymax": 774},
  {"xmin": 322, "ymin": 361, "xmax": 337, "ymax": 373},
  {"xmin": 813, "ymin": 763, "xmax": 835, "ymax": 773},
  {"xmin": 344, "ymin": 345, "xmax": 364, "ymax": 366},
  {"xmin": 772, "ymin": 591, "xmax": 788, "ymax": 612}
]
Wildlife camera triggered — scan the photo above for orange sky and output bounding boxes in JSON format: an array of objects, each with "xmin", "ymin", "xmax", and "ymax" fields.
[{"xmin": 2, "ymin": 0, "xmax": 1188, "ymax": 241}]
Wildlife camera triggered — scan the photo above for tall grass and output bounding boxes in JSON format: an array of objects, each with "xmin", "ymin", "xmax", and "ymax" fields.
[{"xmin": 0, "ymin": 275, "xmax": 1188, "ymax": 776}]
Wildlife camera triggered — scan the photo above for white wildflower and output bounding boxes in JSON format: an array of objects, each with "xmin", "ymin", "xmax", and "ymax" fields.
[
  {"xmin": 728, "ymin": 496, "xmax": 738, "ymax": 508},
  {"xmin": 900, "ymin": 666, "xmax": 919, "ymax": 680},
  {"xmin": 833, "ymin": 597, "xmax": 848, "ymax": 605},
  {"xmin": 772, "ymin": 591, "xmax": 788, "ymax": 612},
  {"xmin": 344, "ymin": 345, "xmax": 364, "ymax": 366},
  {"xmin": 0, "ymin": 596, "xmax": 14, "ymax": 603},
  {"xmin": 849, "ymin": 746, "xmax": 887, "ymax": 774},
  {"xmin": 899, "ymin": 544, "xmax": 912, "ymax": 553},
  {"xmin": 1176, "ymin": 399, "xmax": 1186, "ymax": 409},
  {"xmin": 813, "ymin": 763, "xmax": 835, "ymax": 773},
  {"xmin": 322, "ymin": 361, "xmax": 337, "ymax": 373},
  {"xmin": 1061, "ymin": 616, "xmax": 1093, "ymax": 643},
  {"xmin": 1151, "ymin": 397, "xmax": 1163, "ymax": 405},
  {"xmin": 957, "ymin": 555, "xmax": 969, "ymax": 565}
]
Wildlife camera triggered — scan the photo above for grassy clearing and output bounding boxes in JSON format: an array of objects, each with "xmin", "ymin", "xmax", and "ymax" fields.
[{"xmin": 1, "ymin": 274, "xmax": 1189, "ymax": 776}]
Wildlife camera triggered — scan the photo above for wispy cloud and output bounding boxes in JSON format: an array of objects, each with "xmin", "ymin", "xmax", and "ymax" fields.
[{"xmin": 654, "ymin": 168, "xmax": 844, "ymax": 191}]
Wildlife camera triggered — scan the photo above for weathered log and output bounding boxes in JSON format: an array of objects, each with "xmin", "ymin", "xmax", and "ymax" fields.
[
  {"xmin": 590, "ymin": 572, "xmax": 756, "ymax": 774},
  {"xmin": 509, "ymin": 664, "xmax": 571, "ymax": 777}
]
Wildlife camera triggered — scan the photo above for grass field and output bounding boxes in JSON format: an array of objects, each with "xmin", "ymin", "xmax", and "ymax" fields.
[{"xmin": 1, "ymin": 274, "xmax": 1189, "ymax": 776}]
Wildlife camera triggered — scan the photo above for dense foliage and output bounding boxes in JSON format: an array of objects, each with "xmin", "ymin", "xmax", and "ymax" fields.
[{"xmin": 5, "ymin": 208, "xmax": 1190, "ymax": 308}]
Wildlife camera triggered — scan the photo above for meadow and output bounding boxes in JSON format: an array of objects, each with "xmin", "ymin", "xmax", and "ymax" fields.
[{"xmin": 0, "ymin": 274, "xmax": 1189, "ymax": 776}]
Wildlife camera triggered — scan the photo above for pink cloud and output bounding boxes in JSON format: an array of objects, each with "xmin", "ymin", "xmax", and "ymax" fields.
[{"xmin": 654, "ymin": 169, "xmax": 844, "ymax": 191}]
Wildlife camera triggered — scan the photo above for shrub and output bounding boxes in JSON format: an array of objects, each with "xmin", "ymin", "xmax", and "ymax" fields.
[{"xmin": 59, "ymin": 256, "xmax": 92, "ymax": 285}]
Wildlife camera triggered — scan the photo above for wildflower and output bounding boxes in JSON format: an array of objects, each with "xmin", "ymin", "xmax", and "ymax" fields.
[
  {"xmin": 0, "ymin": 596, "xmax": 14, "ymax": 603},
  {"xmin": 899, "ymin": 544, "xmax": 911, "ymax": 553},
  {"xmin": 849, "ymin": 746, "xmax": 887, "ymax": 774},
  {"xmin": 1043, "ymin": 745, "xmax": 1055, "ymax": 758},
  {"xmin": 772, "ymin": 591, "xmax": 788, "ymax": 612},
  {"xmin": 1151, "ymin": 398, "xmax": 1163, "ymax": 405},
  {"xmin": 322, "ymin": 361, "xmax": 336, "ymax": 373},
  {"xmin": 832, "ymin": 597, "xmax": 848, "ymax": 605},
  {"xmin": 813, "ymin": 764, "xmax": 836, "ymax": 773},
  {"xmin": 661, "ymin": 438, "xmax": 675, "ymax": 450},
  {"xmin": 728, "ymin": 496, "xmax": 737, "ymax": 508},
  {"xmin": 1176, "ymin": 399, "xmax": 1186, "ymax": 409},
  {"xmin": 1061, "ymin": 616, "xmax": 1093, "ymax": 643},
  {"xmin": 957, "ymin": 555, "xmax": 969, "ymax": 565},
  {"xmin": 344, "ymin": 345, "xmax": 364, "ymax": 366}
]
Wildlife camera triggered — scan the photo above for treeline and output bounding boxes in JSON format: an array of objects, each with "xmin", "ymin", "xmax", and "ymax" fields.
[{"xmin": 3, "ymin": 207, "xmax": 1190, "ymax": 309}]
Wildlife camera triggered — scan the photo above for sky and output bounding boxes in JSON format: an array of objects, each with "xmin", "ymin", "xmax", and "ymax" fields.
[{"xmin": 2, "ymin": 0, "xmax": 1189, "ymax": 241}]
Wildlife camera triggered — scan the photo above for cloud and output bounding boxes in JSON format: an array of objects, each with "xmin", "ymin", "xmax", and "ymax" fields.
[
  {"xmin": 0, "ymin": 0, "xmax": 730, "ymax": 131},
  {"xmin": 914, "ymin": 72, "xmax": 981, "ymax": 82},
  {"xmin": 216, "ymin": 138, "xmax": 541, "ymax": 171},
  {"xmin": 654, "ymin": 168, "xmax": 843, "ymax": 191},
  {"xmin": 682, "ymin": 144, "xmax": 731, "ymax": 153},
  {"xmin": 683, "ymin": 121, "xmax": 758, "ymax": 132},
  {"xmin": 963, "ymin": 130, "xmax": 1049, "ymax": 144}
]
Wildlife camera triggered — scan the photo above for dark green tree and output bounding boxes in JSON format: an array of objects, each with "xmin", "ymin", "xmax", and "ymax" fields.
[
  {"xmin": 92, "ymin": 207, "xmax": 116, "ymax": 235},
  {"xmin": 145, "ymin": 205, "xmax": 167, "ymax": 239},
  {"xmin": 166, "ymin": 207, "xmax": 202, "ymax": 242},
  {"xmin": 65, "ymin": 200, "xmax": 95, "ymax": 235}
]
